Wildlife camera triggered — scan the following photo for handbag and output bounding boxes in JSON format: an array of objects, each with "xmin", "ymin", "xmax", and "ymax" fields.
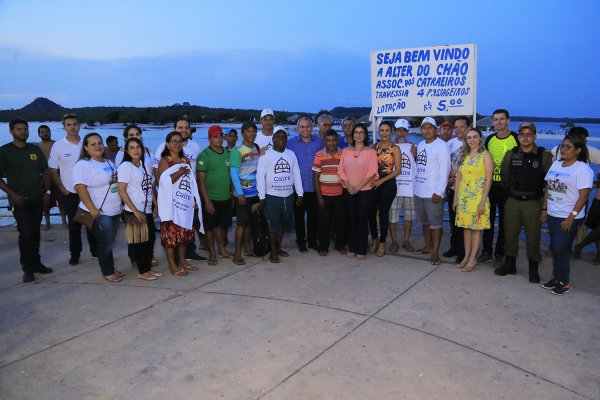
[
  {"xmin": 74, "ymin": 207, "xmax": 94, "ymax": 230},
  {"xmin": 124, "ymin": 167, "xmax": 150, "ymax": 244}
]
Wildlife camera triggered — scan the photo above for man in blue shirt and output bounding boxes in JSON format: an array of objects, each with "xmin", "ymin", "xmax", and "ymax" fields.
[
  {"xmin": 339, "ymin": 116, "xmax": 355, "ymax": 148},
  {"xmin": 287, "ymin": 117, "xmax": 324, "ymax": 252}
]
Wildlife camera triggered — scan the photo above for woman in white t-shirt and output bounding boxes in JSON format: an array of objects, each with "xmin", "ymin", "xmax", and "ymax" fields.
[
  {"xmin": 542, "ymin": 135, "xmax": 593, "ymax": 295},
  {"xmin": 73, "ymin": 133, "xmax": 123, "ymax": 283},
  {"xmin": 118, "ymin": 137, "xmax": 160, "ymax": 281}
]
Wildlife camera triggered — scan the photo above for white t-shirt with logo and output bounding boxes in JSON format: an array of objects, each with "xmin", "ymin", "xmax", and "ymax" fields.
[
  {"xmin": 72, "ymin": 159, "xmax": 122, "ymax": 216},
  {"xmin": 545, "ymin": 160, "xmax": 593, "ymax": 219},
  {"xmin": 256, "ymin": 148, "xmax": 303, "ymax": 199},
  {"xmin": 255, "ymin": 130, "xmax": 274, "ymax": 150},
  {"xmin": 414, "ymin": 138, "xmax": 451, "ymax": 198},
  {"xmin": 115, "ymin": 147, "xmax": 154, "ymax": 171},
  {"xmin": 118, "ymin": 161, "xmax": 154, "ymax": 213},
  {"xmin": 48, "ymin": 137, "xmax": 83, "ymax": 193},
  {"xmin": 395, "ymin": 142, "xmax": 415, "ymax": 197}
]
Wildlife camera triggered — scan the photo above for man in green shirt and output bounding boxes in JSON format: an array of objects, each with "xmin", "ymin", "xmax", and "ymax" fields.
[
  {"xmin": 0, "ymin": 119, "xmax": 54, "ymax": 282},
  {"xmin": 197, "ymin": 125, "xmax": 232, "ymax": 265}
]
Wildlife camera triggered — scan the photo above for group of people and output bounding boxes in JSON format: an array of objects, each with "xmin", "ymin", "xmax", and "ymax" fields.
[{"xmin": 0, "ymin": 108, "xmax": 595, "ymax": 296}]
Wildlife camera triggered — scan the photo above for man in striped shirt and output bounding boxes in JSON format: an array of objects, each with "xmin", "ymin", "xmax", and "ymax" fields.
[{"xmin": 313, "ymin": 129, "xmax": 346, "ymax": 255}]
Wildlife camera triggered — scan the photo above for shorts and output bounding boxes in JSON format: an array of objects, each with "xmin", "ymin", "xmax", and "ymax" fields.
[
  {"xmin": 235, "ymin": 195, "xmax": 260, "ymax": 227},
  {"xmin": 202, "ymin": 198, "xmax": 233, "ymax": 231},
  {"xmin": 586, "ymin": 198, "xmax": 600, "ymax": 229},
  {"xmin": 264, "ymin": 194, "xmax": 294, "ymax": 233},
  {"xmin": 388, "ymin": 196, "xmax": 415, "ymax": 223},
  {"xmin": 414, "ymin": 196, "xmax": 444, "ymax": 229},
  {"xmin": 160, "ymin": 221, "xmax": 194, "ymax": 248}
]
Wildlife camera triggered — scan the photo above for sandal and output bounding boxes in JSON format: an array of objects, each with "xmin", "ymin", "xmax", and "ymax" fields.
[
  {"xmin": 269, "ymin": 255, "xmax": 281, "ymax": 263},
  {"xmin": 318, "ymin": 250, "xmax": 328, "ymax": 256},
  {"xmin": 413, "ymin": 248, "xmax": 431, "ymax": 255},
  {"xmin": 218, "ymin": 252, "xmax": 232, "ymax": 259},
  {"xmin": 277, "ymin": 250, "xmax": 289, "ymax": 257},
  {"xmin": 183, "ymin": 264, "xmax": 199, "ymax": 271},
  {"xmin": 244, "ymin": 250, "xmax": 256, "ymax": 257},
  {"xmin": 431, "ymin": 258, "xmax": 441, "ymax": 266},
  {"xmin": 104, "ymin": 274, "xmax": 122, "ymax": 283},
  {"xmin": 114, "ymin": 270, "xmax": 125, "ymax": 278},
  {"xmin": 462, "ymin": 262, "xmax": 477, "ymax": 272},
  {"xmin": 389, "ymin": 242, "xmax": 400, "ymax": 253},
  {"xmin": 232, "ymin": 257, "xmax": 246, "ymax": 266},
  {"xmin": 138, "ymin": 273, "xmax": 157, "ymax": 281},
  {"xmin": 150, "ymin": 270, "xmax": 164, "ymax": 277},
  {"xmin": 376, "ymin": 243, "xmax": 386, "ymax": 257},
  {"xmin": 170, "ymin": 267, "xmax": 187, "ymax": 276},
  {"xmin": 355, "ymin": 254, "xmax": 366, "ymax": 260},
  {"xmin": 207, "ymin": 258, "xmax": 218, "ymax": 266},
  {"xmin": 346, "ymin": 252, "xmax": 356, "ymax": 258}
]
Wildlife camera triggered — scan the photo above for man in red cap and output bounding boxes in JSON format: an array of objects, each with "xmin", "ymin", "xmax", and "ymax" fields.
[
  {"xmin": 197, "ymin": 125, "xmax": 233, "ymax": 265},
  {"xmin": 440, "ymin": 120, "xmax": 453, "ymax": 142}
]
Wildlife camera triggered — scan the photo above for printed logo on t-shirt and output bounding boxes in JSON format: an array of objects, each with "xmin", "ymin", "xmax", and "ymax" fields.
[
  {"xmin": 274, "ymin": 157, "xmax": 290, "ymax": 174},
  {"xmin": 401, "ymin": 152, "xmax": 412, "ymax": 170},
  {"xmin": 416, "ymin": 149, "xmax": 427, "ymax": 166},
  {"xmin": 30, "ymin": 153, "xmax": 37, "ymax": 161},
  {"xmin": 179, "ymin": 174, "xmax": 192, "ymax": 193},
  {"xmin": 547, "ymin": 174, "xmax": 567, "ymax": 194},
  {"xmin": 141, "ymin": 173, "xmax": 152, "ymax": 191}
]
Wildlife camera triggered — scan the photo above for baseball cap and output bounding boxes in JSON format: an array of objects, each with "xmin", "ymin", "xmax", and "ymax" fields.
[
  {"xmin": 260, "ymin": 109, "xmax": 275, "ymax": 119},
  {"xmin": 394, "ymin": 119, "xmax": 410, "ymax": 130},
  {"xmin": 441, "ymin": 120, "xmax": 452, "ymax": 128},
  {"xmin": 208, "ymin": 125, "xmax": 224, "ymax": 137},
  {"xmin": 421, "ymin": 117, "xmax": 437, "ymax": 128},
  {"xmin": 518, "ymin": 122, "xmax": 537, "ymax": 134},
  {"xmin": 273, "ymin": 125, "xmax": 287, "ymax": 135}
]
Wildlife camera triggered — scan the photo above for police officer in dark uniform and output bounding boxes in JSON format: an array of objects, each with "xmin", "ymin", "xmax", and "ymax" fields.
[{"xmin": 496, "ymin": 122, "xmax": 553, "ymax": 282}]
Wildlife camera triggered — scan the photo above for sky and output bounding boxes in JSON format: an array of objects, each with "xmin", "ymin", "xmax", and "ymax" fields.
[{"xmin": 0, "ymin": 0, "xmax": 598, "ymax": 117}]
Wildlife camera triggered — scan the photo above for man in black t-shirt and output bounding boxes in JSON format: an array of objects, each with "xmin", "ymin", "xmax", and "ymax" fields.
[{"xmin": 0, "ymin": 119, "xmax": 54, "ymax": 282}]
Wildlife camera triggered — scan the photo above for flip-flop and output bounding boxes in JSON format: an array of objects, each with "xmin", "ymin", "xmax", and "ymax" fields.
[
  {"xmin": 355, "ymin": 254, "xmax": 366, "ymax": 260},
  {"xmin": 207, "ymin": 259, "xmax": 218, "ymax": 266},
  {"xmin": 170, "ymin": 268, "xmax": 187, "ymax": 276},
  {"xmin": 103, "ymin": 274, "xmax": 122, "ymax": 283},
  {"xmin": 150, "ymin": 270, "xmax": 164, "ymax": 277},
  {"xmin": 277, "ymin": 250, "xmax": 289, "ymax": 257},
  {"xmin": 431, "ymin": 259, "xmax": 441, "ymax": 265},
  {"xmin": 138, "ymin": 274, "xmax": 157, "ymax": 281},
  {"xmin": 269, "ymin": 256, "xmax": 281, "ymax": 263},
  {"xmin": 232, "ymin": 258, "xmax": 246, "ymax": 266},
  {"xmin": 218, "ymin": 253, "xmax": 232, "ymax": 259},
  {"xmin": 244, "ymin": 251, "xmax": 256, "ymax": 257},
  {"xmin": 413, "ymin": 249, "xmax": 431, "ymax": 255}
]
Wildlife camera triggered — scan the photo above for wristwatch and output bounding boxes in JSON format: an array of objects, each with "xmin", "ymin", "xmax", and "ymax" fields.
[
  {"xmin": 571, "ymin": 210, "xmax": 578, "ymax": 217},
  {"xmin": 45, "ymin": 189, "xmax": 52, "ymax": 195}
]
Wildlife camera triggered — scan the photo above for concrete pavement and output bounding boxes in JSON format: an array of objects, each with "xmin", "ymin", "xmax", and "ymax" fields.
[{"xmin": 0, "ymin": 225, "xmax": 598, "ymax": 399}]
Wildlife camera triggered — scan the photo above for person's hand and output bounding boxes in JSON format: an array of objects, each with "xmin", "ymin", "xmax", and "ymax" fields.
[
  {"xmin": 9, "ymin": 193, "xmax": 26, "ymax": 206},
  {"xmin": 259, "ymin": 199, "xmax": 266, "ymax": 209},
  {"xmin": 91, "ymin": 209, "xmax": 102, "ymax": 219},
  {"xmin": 477, "ymin": 203, "xmax": 485, "ymax": 215},
  {"xmin": 448, "ymin": 176, "xmax": 456, "ymax": 186},
  {"xmin": 560, "ymin": 215, "xmax": 575, "ymax": 231},
  {"xmin": 152, "ymin": 206, "xmax": 158, "ymax": 217},
  {"xmin": 179, "ymin": 166, "xmax": 190, "ymax": 175},
  {"xmin": 432, "ymin": 193, "xmax": 442, "ymax": 204},
  {"xmin": 205, "ymin": 200, "xmax": 216, "ymax": 215},
  {"xmin": 371, "ymin": 179, "xmax": 383, "ymax": 189},
  {"xmin": 133, "ymin": 210, "xmax": 146, "ymax": 224},
  {"xmin": 237, "ymin": 195, "xmax": 247, "ymax": 206},
  {"xmin": 540, "ymin": 210, "xmax": 547, "ymax": 224},
  {"xmin": 296, "ymin": 196, "xmax": 303, "ymax": 206},
  {"xmin": 452, "ymin": 199, "xmax": 458, "ymax": 211},
  {"xmin": 317, "ymin": 196, "xmax": 325, "ymax": 209}
]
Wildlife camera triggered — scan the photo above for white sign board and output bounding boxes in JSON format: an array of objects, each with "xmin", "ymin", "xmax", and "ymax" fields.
[{"xmin": 370, "ymin": 44, "xmax": 477, "ymax": 117}]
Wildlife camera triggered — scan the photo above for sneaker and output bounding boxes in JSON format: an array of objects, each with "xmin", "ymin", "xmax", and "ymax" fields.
[
  {"xmin": 69, "ymin": 253, "xmax": 80, "ymax": 265},
  {"xmin": 551, "ymin": 282, "xmax": 570, "ymax": 295},
  {"xmin": 34, "ymin": 264, "xmax": 54, "ymax": 274},
  {"xmin": 185, "ymin": 250, "xmax": 207, "ymax": 261},
  {"xmin": 542, "ymin": 278, "xmax": 559, "ymax": 290},
  {"xmin": 477, "ymin": 251, "xmax": 493, "ymax": 263},
  {"xmin": 23, "ymin": 272, "xmax": 35, "ymax": 282}
]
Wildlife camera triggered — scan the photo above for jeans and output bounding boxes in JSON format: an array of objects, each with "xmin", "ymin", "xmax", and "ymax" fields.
[
  {"xmin": 317, "ymin": 195, "xmax": 346, "ymax": 252},
  {"xmin": 64, "ymin": 192, "xmax": 97, "ymax": 256},
  {"xmin": 369, "ymin": 179, "xmax": 397, "ymax": 242},
  {"xmin": 12, "ymin": 198, "xmax": 43, "ymax": 273},
  {"xmin": 344, "ymin": 190, "xmax": 374, "ymax": 255},
  {"xmin": 294, "ymin": 191, "xmax": 318, "ymax": 246},
  {"xmin": 89, "ymin": 215, "xmax": 120, "ymax": 276},
  {"xmin": 482, "ymin": 184, "xmax": 507, "ymax": 256},
  {"xmin": 547, "ymin": 215, "xmax": 582, "ymax": 284}
]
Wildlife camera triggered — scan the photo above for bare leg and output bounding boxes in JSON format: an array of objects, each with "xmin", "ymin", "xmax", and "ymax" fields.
[
  {"xmin": 206, "ymin": 230, "xmax": 217, "ymax": 264},
  {"xmin": 416, "ymin": 225, "xmax": 432, "ymax": 253},
  {"xmin": 43, "ymin": 206, "xmax": 51, "ymax": 230},
  {"xmin": 403, "ymin": 220, "xmax": 413, "ymax": 242},
  {"xmin": 166, "ymin": 248, "xmax": 185, "ymax": 275},
  {"xmin": 468, "ymin": 230, "xmax": 482, "ymax": 265},
  {"xmin": 243, "ymin": 227, "xmax": 252, "ymax": 255},
  {"xmin": 177, "ymin": 246, "xmax": 193, "ymax": 271},
  {"xmin": 389, "ymin": 222, "xmax": 399, "ymax": 252},
  {"xmin": 269, "ymin": 233, "xmax": 280, "ymax": 263},
  {"xmin": 461, "ymin": 229, "xmax": 472, "ymax": 267},
  {"xmin": 215, "ymin": 227, "xmax": 231, "ymax": 257},
  {"xmin": 233, "ymin": 226, "xmax": 245, "ymax": 263}
]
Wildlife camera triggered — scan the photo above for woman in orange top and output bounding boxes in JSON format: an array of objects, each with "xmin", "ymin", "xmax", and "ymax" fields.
[{"xmin": 337, "ymin": 123, "xmax": 379, "ymax": 260}]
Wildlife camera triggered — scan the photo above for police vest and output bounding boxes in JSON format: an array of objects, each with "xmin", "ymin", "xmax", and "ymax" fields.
[{"xmin": 508, "ymin": 147, "xmax": 545, "ymax": 199}]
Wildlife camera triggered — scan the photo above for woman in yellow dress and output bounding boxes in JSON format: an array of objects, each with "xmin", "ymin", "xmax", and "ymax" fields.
[{"xmin": 453, "ymin": 128, "xmax": 493, "ymax": 272}]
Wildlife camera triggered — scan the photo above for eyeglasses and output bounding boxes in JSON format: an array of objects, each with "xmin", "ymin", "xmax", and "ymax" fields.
[
  {"xmin": 169, "ymin": 140, "xmax": 182, "ymax": 145},
  {"xmin": 320, "ymin": 122, "xmax": 333, "ymax": 127},
  {"xmin": 560, "ymin": 144, "xmax": 574, "ymax": 151}
]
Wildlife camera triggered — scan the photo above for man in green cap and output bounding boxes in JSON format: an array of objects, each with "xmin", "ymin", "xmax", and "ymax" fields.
[{"xmin": 495, "ymin": 122, "xmax": 553, "ymax": 282}]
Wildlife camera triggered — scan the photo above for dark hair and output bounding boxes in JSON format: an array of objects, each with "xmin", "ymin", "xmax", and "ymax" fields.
[
  {"xmin": 567, "ymin": 126, "xmax": 589, "ymax": 139},
  {"xmin": 227, "ymin": 129, "xmax": 238, "ymax": 136},
  {"xmin": 379, "ymin": 121, "xmax": 394, "ymax": 132},
  {"xmin": 241, "ymin": 121, "xmax": 258, "ymax": 133},
  {"xmin": 160, "ymin": 131, "xmax": 184, "ymax": 159},
  {"xmin": 122, "ymin": 124, "xmax": 142, "ymax": 139},
  {"xmin": 106, "ymin": 135, "xmax": 118, "ymax": 144},
  {"xmin": 9, "ymin": 118, "xmax": 28, "ymax": 130},
  {"xmin": 324, "ymin": 129, "xmax": 340, "ymax": 139},
  {"xmin": 38, "ymin": 124, "xmax": 50, "ymax": 133},
  {"xmin": 173, "ymin": 117, "xmax": 190, "ymax": 128},
  {"xmin": 62, "ymin": 113, "xmax": 78, "ymax": 124},
  {"xmin": 492, "ymin": 109, "xmax": 510, "ymax": 119},
  {"xmin": 351, "ymin": 123, "xmax": 370, "ymax": 147},
  {"xmin": 78, "ymin": 133, "xmax": 104, "ymax": 160},
  {"xmin": 561, "ymin": 134, "xmax": 589, "ymax": 163},
  {"xmin": 122, "ymin": 137, "xmax": 146, "ymax": 164},
  {"xmin": 453, "ymin": 116, "xmax": 470, "ymax": 126}
]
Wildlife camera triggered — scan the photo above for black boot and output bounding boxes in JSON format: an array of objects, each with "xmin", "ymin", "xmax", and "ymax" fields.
[
  {"xmin": 528, "ymin": 259, "xmax": 540, "ymax": 283},
  {"xmin": 495, "ymin": 256, "xmax": 517, "ymax": 276}
]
